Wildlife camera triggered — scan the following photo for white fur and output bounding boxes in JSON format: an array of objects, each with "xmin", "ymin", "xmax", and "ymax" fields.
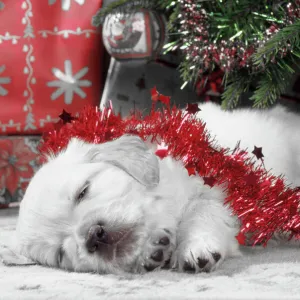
[{"xmin": 11, "ymin": 103, "xmax": 300, "ymax": 274}]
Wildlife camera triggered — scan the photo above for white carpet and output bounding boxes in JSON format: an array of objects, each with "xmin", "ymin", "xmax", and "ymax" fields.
[{"xmin": 1, "ymin": 208, "xmax": 300, "ymax": 300}]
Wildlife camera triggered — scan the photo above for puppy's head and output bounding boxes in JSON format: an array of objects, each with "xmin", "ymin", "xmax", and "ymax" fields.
[{"xmin": 14, "ymin": 135, "xmax": 160, "ymax": 274}]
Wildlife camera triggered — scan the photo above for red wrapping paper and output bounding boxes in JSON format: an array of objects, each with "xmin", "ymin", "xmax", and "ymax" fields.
[
  {"xmin": 0, "ymin": 0, "xmax": 103, "ymax": 134},
  {"xmin": 0, "ymin": 136, "xmax": 41, "ymax": 206}
]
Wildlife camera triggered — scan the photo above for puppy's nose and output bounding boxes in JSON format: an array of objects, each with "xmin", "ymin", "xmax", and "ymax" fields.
[{"xmin": 86, "ymin": 225, "xmax": 108, "ymax": 253}]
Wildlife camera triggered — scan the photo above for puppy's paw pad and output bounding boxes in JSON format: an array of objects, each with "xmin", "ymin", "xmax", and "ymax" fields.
[
  {"xmin": 211, "ymin": 252, "xmax": 221, "ymax": 263},
  {"xmin": 180, "ymin": 252, "xmax": 222, "ymax": 273},
  {"xmin": 138, "ymin": 228, "xmax": 176, "ymax": 272},
  {"xmin": 197, "ymin": 257, "xmax": 209, "ymax": 269},
  {"xmin": 173, "ymin": 239, "xmax": 224, "ymax": 273},
  {"xmin": 183, "ymin": 261, "xmax": 196, "ymax": 273}
]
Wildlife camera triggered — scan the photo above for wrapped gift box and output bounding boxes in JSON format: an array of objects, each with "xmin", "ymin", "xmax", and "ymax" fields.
[
  {"xmin": 0, "ymin": 0, "xmax": 104, "ymax": 134},
  {"xmin": 0, "ymin": 136, "xmax": 41, "ymax": 207}
]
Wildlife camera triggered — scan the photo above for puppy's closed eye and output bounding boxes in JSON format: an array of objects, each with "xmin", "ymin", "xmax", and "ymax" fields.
[{"xmin": 76, "ymin": 183, "xmax": 89, "ymax": 203}]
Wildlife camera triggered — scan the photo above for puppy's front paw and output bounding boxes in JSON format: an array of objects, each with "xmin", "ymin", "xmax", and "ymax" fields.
[
  {"xmin": 135, "ymin": 228, "xmax": 176, "ymax": 273},
  {"xmin": 172, "ymin": 234, "xmax": 226, "ymax": 273}
]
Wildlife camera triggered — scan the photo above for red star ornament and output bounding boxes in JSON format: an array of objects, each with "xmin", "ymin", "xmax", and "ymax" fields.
[
  {"xmin": 59, "ymin": 110, "xmax": 76, "ymax": 124},
  {"xmin": 155, "ymin": 143, "xmax": 169, "ymax": 159},
  {"xmin": 155, "ymin": 149, "xmax": 169, "ymax": 159},
  {"xmin": 185, "ymin": 163, "xmax": 197, "ymax": 176},
  {"xmin": 252, "ymin": 146, "xmax": 264, "ymax": 160},
  {"xmin": 159, "ymin": 95, "xmax": 171, "ymax": 106},
  {"xmin": 203, "ymin": 176, "xmax": 217, "ymax": 187},
  {"xmin": 185, "ymin": 103, "xmax": 201, "ymax": 115},
  {"xmin": 151, "ymin": 86, "xmax": 170, "ymax": 106},
  {"xmin": 187, "ymin": 167, "xmax": 196, "ymax": 176},
  {"xmin": 235, "ymin": 232, "xmax": 246, "ymax": 245},
  {"xmin": 151, "ymin": 86, "xmax": 160, "ymax": 101}
]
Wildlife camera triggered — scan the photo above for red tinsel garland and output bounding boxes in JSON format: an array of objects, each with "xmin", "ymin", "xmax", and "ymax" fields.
[{"xmin": 39, "ymin": 92, "xmax": 300, "ymax": 246}]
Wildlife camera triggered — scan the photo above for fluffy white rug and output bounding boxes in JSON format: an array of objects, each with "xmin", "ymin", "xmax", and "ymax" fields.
[{"xmin": 1, "ymin": 208, "xmax": 300, "ymax": 300}]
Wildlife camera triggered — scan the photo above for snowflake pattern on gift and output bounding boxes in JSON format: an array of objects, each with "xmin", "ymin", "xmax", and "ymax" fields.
[
  {"xmin": 0, "ymin": 65, "xmax": 11, "ymax": 96},
  {"xmin": 48, "ymin": 0, "xmax": 85, "ymax": 11},
  {"xmin": 47, "ymin": 60, "xmax": 92, "ymax": 105}
]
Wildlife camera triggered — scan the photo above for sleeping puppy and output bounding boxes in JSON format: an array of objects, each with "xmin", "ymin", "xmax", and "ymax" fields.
[{"xmin": 9, "ymin": 103, "xmax": 300, "ymax": 274}]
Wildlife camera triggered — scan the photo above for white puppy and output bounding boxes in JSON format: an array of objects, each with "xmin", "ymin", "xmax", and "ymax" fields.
[{"xmin": 10, "ymin": 103, "xmax": 300, "ymax": 274}]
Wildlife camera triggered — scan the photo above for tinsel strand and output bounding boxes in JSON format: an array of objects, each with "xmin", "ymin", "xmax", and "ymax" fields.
[{"xmin": 39, "ymin": 97, "xmax": 300, "ymax": 246}]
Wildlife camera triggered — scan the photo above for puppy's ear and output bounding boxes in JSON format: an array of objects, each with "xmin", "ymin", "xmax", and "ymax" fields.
[
  {"xmin": 88, "ymin": 135, "xmax": 160, "ymax": 187},
  {"xmin": 0, "ymin": 245, "xmax": 36, "ymax": 266}
]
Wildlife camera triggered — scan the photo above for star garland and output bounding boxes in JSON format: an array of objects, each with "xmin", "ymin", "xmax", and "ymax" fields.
[{"xmin": 39, "ymin": 89, "xmax": 300, "ymax": 247}]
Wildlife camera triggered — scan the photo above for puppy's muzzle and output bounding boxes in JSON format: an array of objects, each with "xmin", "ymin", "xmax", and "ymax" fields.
[
  {"xmin": 86, "ymin": 225, "xmax": 108, "ymax": 253},
  {"xmin": 85, "ymin": 224, "xmax": 137, "ymax": 260}
]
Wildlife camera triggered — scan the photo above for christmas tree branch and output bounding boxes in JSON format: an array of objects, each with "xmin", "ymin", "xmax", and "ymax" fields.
[
  {"xmin": 253, "ymin": 20, "xmax": 300, "ymax": 66},
  {"xmin": 250, "ymin": 56, "xmax": 299, "ymax": 108},
  {"xmin": 249, "ymin": 20, "xmax": 300, "ymax": 108},
  {"xmin": 221, "ymin": 71, "xmax": 252, "ymax": 109}
]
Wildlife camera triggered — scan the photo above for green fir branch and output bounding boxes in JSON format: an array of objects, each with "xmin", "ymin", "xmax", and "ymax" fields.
[
  {"xmin": 250, "ymin": 55, "xmax": 299, "ymax": 108},
  {"xmin": 164, "ymin": 1, "xmax": 180, "ymax": 32},
  {"xmin": 250, "ymin": 20, "xmax": 300, "ymax": 108},
  {"xmin": 221, "ymin": 71, "xmax": 252, "ymax": 109},
  {"xmin": 205, "ymin": 0, "xmax": 288, "ymax": 44},
  {"xmin": 253, "ymin": 20, "xmax": 300, "ymax": 66},
  {"xmin": 179, "ymin": 60, "xmax": 196, "ymax": 86}
]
